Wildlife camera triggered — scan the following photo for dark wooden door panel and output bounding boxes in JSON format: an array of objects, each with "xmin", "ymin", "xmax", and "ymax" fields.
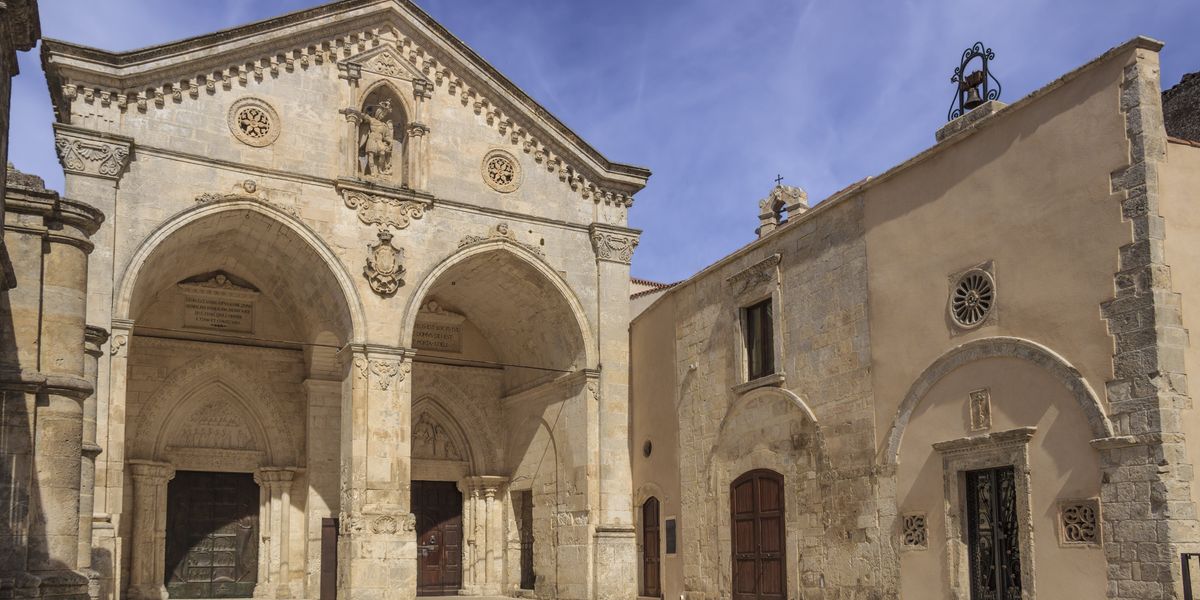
[
  {"xmin": 642, "ymin": 497, "xmax": 661, "ymax": 597},
  {"xmin": 413, "ymin": 481, "xmax": 463, "ymax": 596},
  {"xmin": 730, "ymin": 470, "xmax": 786, "ymax": 600},
  {"xmin": 166, "ymin": 471, "xmax": 259, "ymax": 599}
]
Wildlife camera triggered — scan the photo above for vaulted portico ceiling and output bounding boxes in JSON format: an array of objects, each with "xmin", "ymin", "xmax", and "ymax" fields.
[{"xmin": 40, "ymin": 0, "xmax": 650, "ymax": 206}]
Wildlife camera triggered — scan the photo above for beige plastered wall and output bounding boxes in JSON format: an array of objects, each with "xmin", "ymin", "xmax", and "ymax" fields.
[
  {"xmin": 630, "ymin": 293, "xmax": 681, "ymax": 600},
  {"xmin": 1158, "ymin": 140, "xmax": 1200, "ymax": 510},
  {"xmin": 865, "ymin": 46, "xmax": 1137, "ymax": 598}
]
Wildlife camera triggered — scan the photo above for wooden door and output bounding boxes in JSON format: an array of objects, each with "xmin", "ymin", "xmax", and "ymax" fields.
[
  {"xmin": 517, "ymin": 491, "xmax": 535, "ymax": 591},
  {"xmin": 412, "ymin": 481, "xmax": 463, "ymax": 596},
  {"xmin": 731, "ymin": 470, "xmax": 785, "ymax": 600},
  {"xmin": 320, "ymin": 518, "xmax": 338, "ymax": 600},
  {"xmin": 642, "ymin": 497, "xmax": 662, "ymax": 597},
  {"xmin": 165, "ymin": 471, "xmax": 259, "ymax": 598}
]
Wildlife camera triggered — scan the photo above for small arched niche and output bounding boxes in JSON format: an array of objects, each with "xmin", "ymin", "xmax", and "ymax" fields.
[{"xmin": 354, "ymin": 83, "xmax": 409, "ymax": 186}]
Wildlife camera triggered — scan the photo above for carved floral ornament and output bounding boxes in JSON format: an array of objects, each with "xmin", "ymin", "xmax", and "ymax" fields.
[
  {"xmin": 54, "ymin": 129, "xmax": 131, "ymax": 179},
  {"xmin": 482, "ymin": 149, "xmax": 521, "ymax": 193},
  {"xmin": 364, "ymin": 229, "xmax": 406, "ymax": 296},
  {"xmin": 591, "ymin": 229, "xmax": 639, "ymax": 264},
  {"xmin": 458, "ymin": 222, "xmax": 544, "ymax": 256},
  {"xmin": 195, "ymin": 179, "xmax": 299, "ymax": 217},
  {"xmin": 342, "ymin": 189, "xmax": 426, "ymax": 230},
  {"xmin": 53, "ymin": 28, "xmax": 637, "ymax": 207},
  {"xmin": 353, "ymin": 356, "xmax": 410, "ymax": 390},
  {"xmin": 228, "ymin": 97, "xmax": 281, "ymax": 147}
]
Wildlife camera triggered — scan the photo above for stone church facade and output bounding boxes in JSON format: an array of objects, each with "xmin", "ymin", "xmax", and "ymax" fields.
[
  {"xmin": 3, "ymin": 3, "xmax": 1200, "ymax": 600},
  {"xmin": 631, "ymin": 38, "xmax": 1200, "ymax": 600}
]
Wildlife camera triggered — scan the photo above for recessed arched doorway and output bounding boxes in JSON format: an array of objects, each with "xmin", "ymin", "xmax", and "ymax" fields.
[
  {"xmin": 404, "ymin": 240, "xmax": 593, "ymax": 597},
  {"xmin": 730, "ymin": 470, "xmax": 785, "ymax": 600}
]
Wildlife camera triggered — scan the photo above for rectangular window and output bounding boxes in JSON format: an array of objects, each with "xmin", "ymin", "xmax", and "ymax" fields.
[
  {"xmin": 664, "ymin": 518, "xmax": 677, "ymax": 555},
  {"xmin": 965, "ymin": 466, "xmax": 1022, "ymax": 600},
  {"xmin": 744, "ymin": 299, "xmax": 774, "ymax": 380}
]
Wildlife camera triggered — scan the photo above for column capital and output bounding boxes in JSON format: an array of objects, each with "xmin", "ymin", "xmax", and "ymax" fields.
[
  {"xmin": 457, "ymin": 475, "xmax": 508, "ymax": 495},
  {"xmin": 127, "ymin": 460, "xmax": 174, "ymax": 483},
  {"xmin": 589, "ymin": 223, "xmax": 640, "ymax": 265},
  {"xmin": 253, "ymin": 466, "xmax": 297, "ymax": 485},
  {"xmin": 53, "ymin": 123, "xmax": 134, "ymax": 182},
  {"xmin": 84, "ymin": 325, "xmax": 110, "ymax": 357}
]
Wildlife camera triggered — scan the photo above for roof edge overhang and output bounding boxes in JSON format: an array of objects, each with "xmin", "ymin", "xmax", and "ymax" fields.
[{"xmin": 40, "ymin": 0, "xmax": 650, "ymax": 192}]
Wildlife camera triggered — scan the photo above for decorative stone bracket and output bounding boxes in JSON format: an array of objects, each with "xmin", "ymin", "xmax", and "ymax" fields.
[
  {"xmin": 590, "ymin": 224, "xmax": 640, "ymax": 264},
  {"xmin": 53, "ymin": 123, "xmax": 133, "ymax": 181},
  {"xmin": 336, "ymin": 177, "xmax": 432, "ymax": 230}
]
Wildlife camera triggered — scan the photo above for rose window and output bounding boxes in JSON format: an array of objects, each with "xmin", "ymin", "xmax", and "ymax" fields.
[
  {"xmin": 227, "ymin": 98, "xmax": 281, "ymax": 147},
  {"xmin": 482, "ymin": 149, "xmax": 521, "ymax": 192},
  {"xmin": 951, "ymin": 269, "xmax": 995, "ymax": 327}
]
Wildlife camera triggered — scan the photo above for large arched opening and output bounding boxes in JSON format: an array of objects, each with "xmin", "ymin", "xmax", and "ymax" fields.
[
  {"xmin": 113, "ymin": 202, "xmax": 361, "ymax": 600},
  {"xmin": 403, "ymin": 240, "xmax": 593, "ymax": 597}
]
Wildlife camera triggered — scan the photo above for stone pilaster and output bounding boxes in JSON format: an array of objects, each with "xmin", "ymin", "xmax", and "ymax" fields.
[
  {"xmin": 589, "ymin": 224, "xmax": 639, "ymax": 600},
  {"xmin": 79, "ymin": 325, "xmax": 107, "ymax": 599},
  {"xmin": 126, "ymin": 461, "xmax": 173, "ymax": 600},
  {"xmin": 338, "ymin": 346, "xmax": 416, "ymax": 600},
  {"xmin": 1096, "ymin": 39, "xmax": 1200, "ymax": 600}
]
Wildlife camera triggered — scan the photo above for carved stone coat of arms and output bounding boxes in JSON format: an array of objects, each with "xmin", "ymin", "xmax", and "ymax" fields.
[{"xmin": 364, "ymin": 229, "xmax": 405, "ymax": 296}]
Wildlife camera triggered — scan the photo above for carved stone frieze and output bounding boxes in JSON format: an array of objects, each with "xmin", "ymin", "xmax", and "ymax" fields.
[
  {"xmin": 590, "ymin": 227, "xmax": 639, "ymax": 264},
  {"xmin": 726, "ymin": 253, "xmax": 781, "ymax": 296},
  {"xmin": 367, "ymin": 358, "xmax": 409, "ymax": 391},
  {"xmin": 53, "ymin": 125, "xmax": 133, "ymax": 180},
  {"xmin": 195, "ymin": 179, "xmax": 299, "ymax": 217},
  {"xmin": 458, "ymin": 222, "xmax": 544, "ymax": 256},
  {"xmin": 110, "ymin": 334, "xmax": 129, "ymax": 357},
  {"xmin": 340, "ymin": 512, "xmax": 415, "ymax": 536},
  {"xmin": 364, "ymin": 229, "xmax": 406, "ymax": 297}
]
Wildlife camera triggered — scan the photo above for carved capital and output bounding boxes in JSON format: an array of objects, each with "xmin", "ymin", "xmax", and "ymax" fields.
[
  {"xmin": 53, "ymin": 124, "xmax": 133, "ymax": 181},
  {"xmin": 364, "ymin": 229, "xmax": 406, "ymax": 297},
  {"xmin": 368, "ymin": 358, "xmax": 409, "ymax": 390},
  {"xmin": 407, "ymin": 122, "xmax": 430, "ymax": 137},
  {"xmin": 589, "ymin": 225, "xmax": 639, "ymax": 264},
  {"xmin": 128, "ymin": 460, "xmax": 175, "ymax": 484},
  {"xmin": 338, "ymin": 61, "xmax": 363, "ymax": 82}
]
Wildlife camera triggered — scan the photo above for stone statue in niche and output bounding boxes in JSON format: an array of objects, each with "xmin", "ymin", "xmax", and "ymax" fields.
[
  {"xmin": 412, "ymin": 412, "xmax": 462, "ymax": 460},
  {"xmin": 343, "ymin": 96, "xmax": 405, "ymax": 179}
]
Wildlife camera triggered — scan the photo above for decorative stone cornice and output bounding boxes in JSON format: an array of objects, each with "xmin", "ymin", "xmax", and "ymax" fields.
[
  {"xmin": 42, "ymin": 1, "xmax": 648, "ymax": 206},
  {"xmin": 931, "ymin": 426, "xmax": 1036, "ymax": 455},
  {"xmin": 726, "ymin": 253, "xmax": 781, "ymax": 297},
  {"xmin": 589, "ymin": 224, "xmax": 639, "ymax": 264},
  {"xmin": 335, "ymin": 177, "xmax": 432, "ymax": 230},
  {"xmin": 52, "ymin": 123, "xmax": 132, "ymax": 181}
]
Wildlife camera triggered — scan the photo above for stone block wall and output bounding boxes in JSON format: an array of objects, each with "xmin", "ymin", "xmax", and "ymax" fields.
[{"xmin": 1164, "ymin": 72, "xmax": 1200, "ymax": 142}]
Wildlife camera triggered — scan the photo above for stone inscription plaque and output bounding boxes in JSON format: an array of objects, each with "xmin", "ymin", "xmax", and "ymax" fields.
[
  {"xmin": 184, "ymin": 291, "xmax": 255, "ymax": 332},
  {"xmin": 413, "ymin": 321, "xmax": 462, "ymax": 353}
]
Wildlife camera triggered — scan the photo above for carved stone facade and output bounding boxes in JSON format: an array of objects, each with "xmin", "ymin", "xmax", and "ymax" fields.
[{"xmin": 11, "ymin": 3, "xmax": 646, "ymax": 600}]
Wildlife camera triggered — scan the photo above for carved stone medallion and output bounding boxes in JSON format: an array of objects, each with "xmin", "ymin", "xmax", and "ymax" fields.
[
  {"xmin": 364, "ymin": 229, "xmax": 405, "ymax": 296},
  {"xmin": 482, "ymin": 149, "xmax": 521, "ymax": 193},
  {"xmin": 228, "ymin": 97, "xmax": 281, "ymax": 147}
]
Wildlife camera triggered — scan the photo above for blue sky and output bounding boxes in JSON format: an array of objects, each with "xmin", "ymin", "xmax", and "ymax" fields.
[{"xmin": 10, "ymin": 1, "xmax": 1200, "ymax": 282}]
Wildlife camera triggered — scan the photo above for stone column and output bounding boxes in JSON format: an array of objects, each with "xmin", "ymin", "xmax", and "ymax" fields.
[
  {"xmin": 255, "ymin": 468, "xmax": 297, "ymax": 599},
  {"xmin": 127, "ymin": 461, "xmax": 174, "ymax": 600},
  {"xmin": 94, "ymin": 319, "xmax": 131, "ymax": 600},
  {"xmin": 589, "ymin": 224, "xmax": 640, "ymax": 600},
  {"xmin": 79, "ymin": 325, "xmax": 108, "ymax": 598},
  {"xmin": 54, "ymin": 123, "xmax": 133, "ymax": 600},
  {"xmin": 338, "ymin": 346, "xmax": 415, "ymax": 600},
  {"xmin": 407, "ymin": 79, "xmax": 430, "ymax": 191}
]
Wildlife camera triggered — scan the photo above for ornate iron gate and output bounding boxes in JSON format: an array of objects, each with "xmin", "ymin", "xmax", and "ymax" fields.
[{"xmin": 965, "ymin": 467, "xmax": 1022, "ymax": 600}]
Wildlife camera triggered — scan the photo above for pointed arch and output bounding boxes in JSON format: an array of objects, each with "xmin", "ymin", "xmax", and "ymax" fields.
[
  {"xmin": 129, "ymin": 354, "xmax": 298, "ymax": 466},
  {"xmin": 357, "ymin": 77, "xmax": 414, "ymax": 123},
  {"xmin": 412, "ymin": 395, "xmax": 478, "ymax": 473}
]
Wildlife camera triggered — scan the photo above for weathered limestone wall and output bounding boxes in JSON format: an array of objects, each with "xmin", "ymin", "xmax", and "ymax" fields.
[
  {"xmin": 1163, "ymin": 72, "xmax": 1200, "ymax": 142},
  {"xmin": 645, "ymin": 195, "xmax": 876, "ymax": 600}
]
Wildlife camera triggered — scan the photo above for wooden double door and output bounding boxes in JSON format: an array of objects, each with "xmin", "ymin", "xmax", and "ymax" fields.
[
  {"xmin": 413, "ymin": 481, "xmax": 463, "ymax": 596},
  {"xmin": 165, "ymin": 471, "xmax": 259, "ymax": 598},
  {"xmin": 731, "ymin": 470, "xmax": 785, "ymax": 600}
]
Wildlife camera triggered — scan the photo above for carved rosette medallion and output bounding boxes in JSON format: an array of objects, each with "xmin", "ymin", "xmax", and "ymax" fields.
[
  {"xmin": 364, "ymin": 229, "xmax": 406, "ymax": 296},
  {"xmin": 590, "ymin": 230, "xmax": 639, "ymax": 264},
  {"xmin": 54, "ymin": 127, "xmax": 132, "ymax": 179},
  {"xmin": 228, "ymin": 97, "xmax": 281, "ymax": 147},
  {"xmin": 482, "ymin": 149, "xmax": 521, "ymax": 193}
]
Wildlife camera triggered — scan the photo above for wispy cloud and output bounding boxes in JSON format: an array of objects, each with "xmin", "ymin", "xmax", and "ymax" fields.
[{"xmin": 9, "ymin": 0, "xmax": 1200, "ymax": 283}]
